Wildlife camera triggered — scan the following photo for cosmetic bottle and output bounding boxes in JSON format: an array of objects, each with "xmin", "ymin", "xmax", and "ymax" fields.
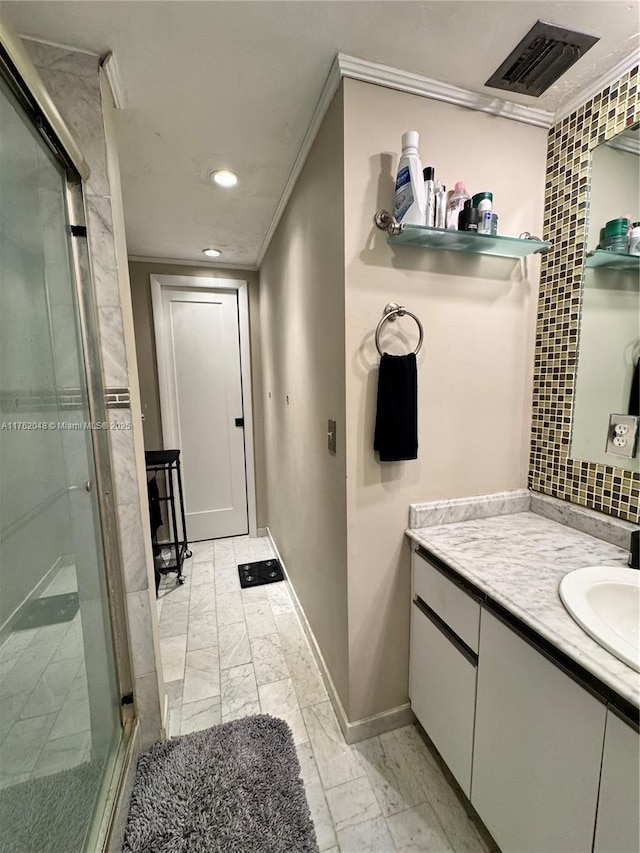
[
  {"xmin": 446, "ymin": 181, "xmax": 471, "ymax": 229},
  {"xmin": 434, "ymin": 182, "xmax": 447, "ymax": 229},
  {"xmin": 458, "ymin": 199, "xmax": 479, "ymax": 232},
  {"xmin": 423, "ymin": 167, "xmax": 436, "ymax": 227},
  {"xmin": 393, "ymin": 131, "xmax": 426, "ymax": 226}
]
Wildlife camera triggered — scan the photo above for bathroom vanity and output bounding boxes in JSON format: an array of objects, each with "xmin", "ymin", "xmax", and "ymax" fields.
[{"xmin": 406, "ymin": 494, "xmax": 640, "ymax": 853}]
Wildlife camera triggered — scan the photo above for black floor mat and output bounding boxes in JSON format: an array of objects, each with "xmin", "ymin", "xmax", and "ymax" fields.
[
  {"xmin": 13, "ymin": 592, "xmax": 79, "ymax": 630},
  {"xmin": 238, "ymin": 559, "xmax": 284, "ymax": 588}
]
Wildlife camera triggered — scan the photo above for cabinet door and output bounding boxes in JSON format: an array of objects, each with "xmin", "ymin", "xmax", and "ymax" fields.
[
  {"xmin": 409, "ymin": 597, "xmax": 477, "ymax": 796},
  {"xmin": 471, "ymin": 609, "xmax": 607, "ymax": 853},
  {"xmin": 594, "ymin": 710, "xmax": 640, "ymax": 853}
]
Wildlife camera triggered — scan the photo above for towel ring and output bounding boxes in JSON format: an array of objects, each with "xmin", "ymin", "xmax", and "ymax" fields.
[{"xmin": 375, "ymin": 303, "xmax": 424, "ymax": 357}]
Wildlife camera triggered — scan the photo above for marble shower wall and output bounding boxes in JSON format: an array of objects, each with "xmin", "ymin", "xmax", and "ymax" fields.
[{"xmin": 23, "ymin": 40, "xmax": 164, "ymax": 747}]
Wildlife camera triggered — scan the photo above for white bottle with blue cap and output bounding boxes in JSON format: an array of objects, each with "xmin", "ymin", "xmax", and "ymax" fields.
[{"xmin": 394, "ymin": 131, "xmax": 426, "ymax": 226}]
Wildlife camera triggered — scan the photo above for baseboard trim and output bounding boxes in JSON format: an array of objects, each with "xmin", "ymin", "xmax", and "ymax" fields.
[{"xmin": 265, "ymin": 528, "xmax": 415, "ymax": 744}]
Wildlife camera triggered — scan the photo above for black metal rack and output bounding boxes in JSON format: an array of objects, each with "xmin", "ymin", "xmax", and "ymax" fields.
[{"xmin": 145, "ymin": 449, "xmax": 192, "ymax": 591}]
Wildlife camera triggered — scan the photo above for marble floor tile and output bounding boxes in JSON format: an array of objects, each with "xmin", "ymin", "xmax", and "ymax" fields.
[
  {"xmin": 325, "ymin": 776, "xmax": 382, "ymax": 832},
  {"xmin": 188, "ymin": 585, "xmax": 217, "ymax": 616},
  {"xmin": 51, "ymin": 622, "xmax": 83, "ymax": 662},
  {"xmin": 302, "ymin": 701, "xmax": 365, "ymax": 791},
  {"xmin": 258, "ymin": 677, "xmax": 308, "ymax": 745},
  {"xmin": 191, "ymin": 541, "xmax": 214, "ymax": 563},
  {"xmin": 32, "ymin": 731, "xmax": 91, "ymax": 778},
  {"xmin": 275, "ymin": 611, "xmax": 308, "ymax": 654},
  {"xmin": 286, "ymin": 648, "xmax": 328, "ymax": 708},
  {"xmin": 337, "ymin": 815, "xmax": 397, "ymax": 853},
  {"xmin": 187, "ymin": 610, "xmax": 218, "ymax": 651},
  {"xmin": 0, "ymin": 657, "xmax": 52, "ymax": 698},
  {"xmin": 250, "ymin": 634, "xmax": 289, "ymax": 685},
  {"xmin": 49, "ymin": 678, "xmax": 90, "ymax": 740},
  {"xmin": 19, "ymin": 658, "xmax": 81, "ymax": 719},
  {"xmin": 0, "ymin": 691, "xmax": 32, "ymax": 745},
  {"xmin": 216, "ymin": 591, "xmax": 246, "ymax": 626},
  {"xmin": 215, "ymin": 568, "xmax": 241, "ymax": 593},
  {"xmin": 240, "ymin": 584, "xmax": 268, "ymax": 602},
  {"xmin": 218, "ymin": 622, "xmax": 252, "ymax": 670},
  {"xmin": 266, "ymin": 582, "xmax": 295, "ymax": 615},
  {"xmin": 391, "ymin": 727, "xmax": 488, "ymax": 853},
  {"xmin": 220, "ymin": 663, "xmax": 259, "ymax": 723},
  {"xmin": 244, "ymin": 599, "xmax": 277, "ymax": 638},
  {"xmin": 0, "ymin": 630, "xmax": 36, "ymax": 663},
  {"xmin": 159, "ymin": 602, "xmax": 190, "ymax": 639},
  {"xmin": 297, "ymin": 743, "xmax": 338, "ymax": 852},
  {"xmin": 182, "ymin": 646, "xmax": 220, "ymax": 704},
  {"xmin": 180, "ymin": 697, "xmax": 222, "ymax": 735},
  {"xmin": 354, "ymin": 730, "xmax": 428, "ymax": 817},
  {"xmin": 213, "ymin": 539, "xmax": 235, "ymax": 561},
  {"xmin": 386, "ymin": 802, "xmax": 454, "ymax": 852},
  {"xmin": 160, "ymin": 635, "xmax": 187, "ymax": 682},
  {"xmin": 0, "ymin": 714, "xmax": 57, "ymax": 785},
  {"xmin": 190, "ymin": 561, "xmax": 215, "ymax": 587}
]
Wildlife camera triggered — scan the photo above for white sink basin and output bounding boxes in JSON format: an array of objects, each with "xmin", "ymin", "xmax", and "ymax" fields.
[{"xmin": 559, "ymin": 566, "xmax": 640, "ymax": 671}]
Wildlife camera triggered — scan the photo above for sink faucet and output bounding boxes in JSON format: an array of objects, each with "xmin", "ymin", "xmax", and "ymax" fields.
[{"xmin": 630, "ymin": 530, "xmax": 640, "ymax": 570}]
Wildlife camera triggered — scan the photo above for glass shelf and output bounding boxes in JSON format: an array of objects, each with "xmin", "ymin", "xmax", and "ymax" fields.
[
  {"xmin": 585, "ymin": 249, "xmax": 640, "ymax": 271},
  {"xmin": 387, "ymin": 225, "xmax": 551, "ymax": 258}
]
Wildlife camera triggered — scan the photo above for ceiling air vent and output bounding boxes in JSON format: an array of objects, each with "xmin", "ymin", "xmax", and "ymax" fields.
[{"xmin": 485, "ymin": 20, "xmax": 599, "ymax": 97}]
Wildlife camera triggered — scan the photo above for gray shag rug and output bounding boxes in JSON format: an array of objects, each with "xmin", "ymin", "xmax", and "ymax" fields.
[
  {"xmin": 123, "ymin": 714, "xmax": 318, "ymax": 853},
  {"xmin": 0, "ymin": 761, "xmax": 101, "ymax": 853}
]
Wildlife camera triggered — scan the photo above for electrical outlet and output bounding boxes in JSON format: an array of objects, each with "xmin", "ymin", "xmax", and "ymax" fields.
[
  {"xmin": 327, "ymin": 419, "xmax": 336, "ymax": 454},
  {"xmin": 605, "ymin": 414, "xmax": 639, "ymax": 459}
]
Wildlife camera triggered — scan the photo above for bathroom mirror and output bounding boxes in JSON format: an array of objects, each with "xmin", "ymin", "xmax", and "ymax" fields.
[{"xmin": 570, "ymin": 124, "xmax": 640, "ymax": 474}]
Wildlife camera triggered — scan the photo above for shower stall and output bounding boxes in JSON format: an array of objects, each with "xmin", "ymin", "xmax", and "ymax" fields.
[{"xmin": 0, "ymin": 27, "xmax": 132, "ymax": 853}]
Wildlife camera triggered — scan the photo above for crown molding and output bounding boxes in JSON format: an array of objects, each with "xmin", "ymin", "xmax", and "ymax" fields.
[
  {"xmin": 553, "ymin": 48, "xmax": 640, "ymax": 125},
  {"xmin": 337, "ymin": 54, "xmax": 555, "ymax": 129},
  {"xmin": 256, "ymin": 52, "xmax": 554, "ymax": 267},
  {"xmin": 256, "ymin": 54, "xmax": 343, "ymax": 267},
  {"xmin": 128, "ymin": 255, "xmax": 258, "ymax": 272}
]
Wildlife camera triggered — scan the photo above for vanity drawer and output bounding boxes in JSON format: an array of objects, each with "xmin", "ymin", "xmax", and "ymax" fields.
[
  {"xmin": 412, "ymin": 547, "xmax": 481, "ymax": 653},
  {"xmin": 410, "ymin": 596, "xmax": 477, "ymax": 796}
]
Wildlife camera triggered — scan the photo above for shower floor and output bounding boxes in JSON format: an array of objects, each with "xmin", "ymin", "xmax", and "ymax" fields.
[{"xmin": 0, "ymin": 562, "xmax": 91, "ymax": 789}]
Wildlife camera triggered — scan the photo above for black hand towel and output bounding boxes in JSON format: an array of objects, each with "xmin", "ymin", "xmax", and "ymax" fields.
[
  {"xmin": 629, "ymin": 358, "xmax": 639, "ymax": 417},
  {"xmin": 374, "ymin": 352, "xmax": 418, "ymax": 461}
]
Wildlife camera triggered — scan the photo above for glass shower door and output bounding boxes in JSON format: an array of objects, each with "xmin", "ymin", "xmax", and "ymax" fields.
[{"xmin": 0, "ymin": 73, "xmax": 123, "ymax": 851}]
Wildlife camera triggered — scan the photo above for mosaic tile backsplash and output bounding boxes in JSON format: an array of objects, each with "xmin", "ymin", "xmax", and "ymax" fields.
[{"xmin": 530, "ymin": 66, "xmax": 640, "ymax": 524}]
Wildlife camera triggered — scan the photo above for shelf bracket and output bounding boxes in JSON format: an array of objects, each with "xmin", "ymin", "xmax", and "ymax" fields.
[{"xmin": 374, "ymin": 209, "xmax": 405, "ymax": 236}]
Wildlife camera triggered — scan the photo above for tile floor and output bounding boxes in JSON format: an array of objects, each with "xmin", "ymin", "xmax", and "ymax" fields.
[
  {"xmin": 158, "ymin": 535, "xmax": 492, "ymax": 853},
  {"xmin": 0, "ymin": 562, "xmax": 92, "ymax": 789}
]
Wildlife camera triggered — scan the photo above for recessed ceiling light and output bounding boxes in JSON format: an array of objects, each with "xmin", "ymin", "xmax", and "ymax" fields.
[
  {"xmin": 211, "ymin": 169, "xmax": 238, "ymax": 188},
  {"xmin": 202, "ymin": 248, "xmax": 221, "ymax": 258}
]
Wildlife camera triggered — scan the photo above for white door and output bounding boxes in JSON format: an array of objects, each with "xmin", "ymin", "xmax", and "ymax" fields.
[{"xmin": 156, "ymin": 287, "xmax": 248, "ymax": 540}]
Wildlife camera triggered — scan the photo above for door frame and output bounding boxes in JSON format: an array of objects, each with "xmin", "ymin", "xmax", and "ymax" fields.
[{"xmin": 150, "ymin": 274, "xmax": 257, "ymax": 538}]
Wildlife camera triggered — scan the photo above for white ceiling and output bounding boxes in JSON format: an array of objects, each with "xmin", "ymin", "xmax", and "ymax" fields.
[{"xmin": 2, "ymin": 1, "xmax": 639, "ymax": 268}]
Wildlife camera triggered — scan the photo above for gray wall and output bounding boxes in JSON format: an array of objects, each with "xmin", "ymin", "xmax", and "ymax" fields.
[{"xmin": 259, "ymin": 86, "xmax": 350, "ymax": 712}]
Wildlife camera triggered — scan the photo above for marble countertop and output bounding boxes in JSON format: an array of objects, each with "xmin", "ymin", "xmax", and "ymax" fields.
[{"xmin": 406, "ymin": 511, "xmax": 640, "ymax": 710}]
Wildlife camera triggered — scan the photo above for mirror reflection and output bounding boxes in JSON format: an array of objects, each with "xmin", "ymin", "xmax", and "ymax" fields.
[{"xmin": 571, "ymin": 124, "xmax": 640, "ymax": 474}]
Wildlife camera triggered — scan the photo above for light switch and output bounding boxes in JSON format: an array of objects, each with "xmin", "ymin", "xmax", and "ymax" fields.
[
  {"xmin": 605, "ymin": 414, "xmax": 639, "ymax": 458},
  {"xmin": 327, "ymin": 419, "xmax": 336, "ymax": 454}
]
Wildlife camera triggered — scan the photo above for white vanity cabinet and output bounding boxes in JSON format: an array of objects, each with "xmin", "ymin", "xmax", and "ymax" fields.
[
  {"xmin": 471, "ymin": 609, "xmax": 607, "ymax": 853},
  {"xmin": 593, "ymin": 710, "xmax": 640, "ymax": 853},
  {"xmin": 409, "ymin": 548, "xmax": 480, "ymax": 796}
]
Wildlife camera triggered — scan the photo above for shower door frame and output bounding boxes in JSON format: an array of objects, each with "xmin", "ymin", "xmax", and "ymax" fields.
[{"xmin": 0, "ymin": 26, "xmax": 135, "ymax": 853}]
